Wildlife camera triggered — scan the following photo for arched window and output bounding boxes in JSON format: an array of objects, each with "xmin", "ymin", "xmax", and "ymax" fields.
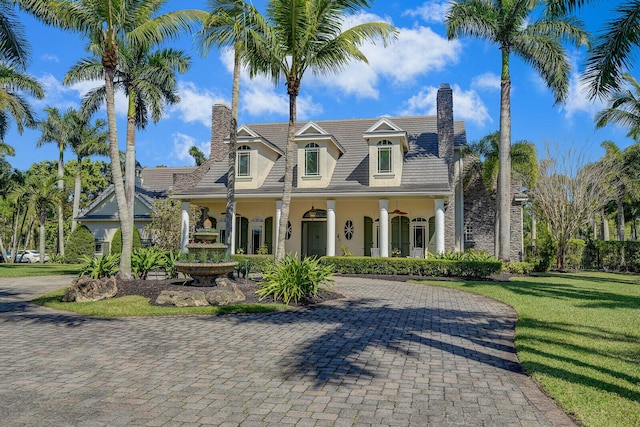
[
  {"xmin": 305, "ymin": 142, "xmax": 320, "ymax": 176},
  {"xmin": 377, "ymin": 140, "xmax": 392, "ymax": 174},
  {"xmin": 237, "ymin": 145, "xmax": 251, "ymax": 177},
  {"xmin": 286, "ymin": 220, "xmax": 292, "ymax": 240}
]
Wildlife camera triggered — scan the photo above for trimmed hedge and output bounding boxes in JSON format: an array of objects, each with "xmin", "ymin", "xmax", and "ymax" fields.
[
  {"xmin": 65, "ymin": 225, "xmax": 95, "ymax": 263},
  {"xmin": 231, "ymin": 254, "xmax": 273, "ymax": 277},
  {"xmin": 596, "ymin": 241, "xmax": 640, "ymax": 272},
  {"xmin": 110, "ymin": 227, "xmax": 142, "ymax": 255},
  {"xmin": 318, "ymin": 256, "xmax": 502, "ymax": 279}
]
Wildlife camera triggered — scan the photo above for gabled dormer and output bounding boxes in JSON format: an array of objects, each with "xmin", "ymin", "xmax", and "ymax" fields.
[
  {"xmin": 230, "ymin": 125, "xmax": 283, "ymax": 189},
  {"xmin": 295, "ymin": 122, "xmax": 345, "ymax": 188},
  {"xmin": 364, "ymin": 118, "xmax": 408, "ymax": 187}
]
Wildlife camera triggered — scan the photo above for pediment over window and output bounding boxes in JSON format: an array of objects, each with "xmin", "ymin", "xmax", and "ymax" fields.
[
  {"xmin": 295, "ymin": 121, "xmax": 345, "ymax": 156},
  {"xmin": 363, "ymin": 118, "xmax": 408, "ymax": 152},
  {"xmin": 229, "ymin": 125, "xmax": 284, "ymax": 157}
]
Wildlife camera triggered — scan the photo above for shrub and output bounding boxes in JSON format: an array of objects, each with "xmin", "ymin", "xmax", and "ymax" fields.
[
  {"xmin": 162, "ymin": 251, "xmax": 180, "ymax": 278},
  {"xmin": 565, "ymin": 239, "xmax": 585, "ymax": 271},
  {"xmin": 503, "ymin": 262, "xmax": 534, "ymax": 275},
  {"xmin": 533, "ymin": 236, "xmax": 556, "ymax": 272},
  {"xmin": 65, "ymin": 225, "xmax": 95, "ymax": 264},
  {"xmin": 231, "ymin": 254, "xmax": 272, "ymax": 277},
  {"xmin": 319, "ymin": 256, "xmax": 502, "ymax": 279},
  {"xmin": 256, "ymin": 255, "xmax": 334, "ymax": 305},
  {"xmin": 110, "ymin": 227, "xmax": 142, "ymax": 255},
  {"xmin": 79, "ymin": 253, "xmax": 120, "ymax": 279}
]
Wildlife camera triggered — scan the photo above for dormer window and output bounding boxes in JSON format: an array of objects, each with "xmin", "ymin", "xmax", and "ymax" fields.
[
  {"xmin": 377, "ymin": 140, "xmax": 393, "ymax": 174},
  {"xmin": 304, "ymin": 143, "xmax": 320, "ymax": 176},
  {"xmin": 237, "ymin": 145, "xmax": 251, "ymax": 177}
]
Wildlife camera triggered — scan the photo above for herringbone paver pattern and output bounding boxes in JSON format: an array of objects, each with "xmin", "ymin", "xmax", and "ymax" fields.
[{"xmin": 0, "ymin": 276, "xmax": 575, "ymax": 426}]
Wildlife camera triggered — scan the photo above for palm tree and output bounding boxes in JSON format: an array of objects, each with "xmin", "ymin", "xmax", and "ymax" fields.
[
  {"xmin": 245, "ymin": 0, "xmax": 396, "ymax": 260},
  {"xmin": 189, "ymin": 145, "xmax": 207, "ymax": 166},
  {"xmin": 198, "ymin": 0, "xmax": 262, "ymax": 256},
  {"xmin": 0, "ymin": 64, "xmax": 44, "ymax": 141},
  {"xmin": 446, "ymin": 0, "xmax": 588, "ymax": 261},
  {"xmin": 36, "ymin": 107, "xmax": 73, "ymax": 257},
  {"xmin": 68, "ymin": 111, "xmax": 109, "ymax": 231},
  {"xmin": 595, "ymin": 73, "xmax": 640, "ymax": 140},
  {"xmin": 12, "ymin": 173, "xmax": 62, "ymax": 264},
  {"xmin": 49, "ymin": 0, "xmax": 202, "ymax": 278},
  {"xmin": 464, "ymin": 131, "xmax": 538, "ymax": 256},
  {"xmin": 65, "ymin": 43, "xmax": 190, "ymax": 243}
]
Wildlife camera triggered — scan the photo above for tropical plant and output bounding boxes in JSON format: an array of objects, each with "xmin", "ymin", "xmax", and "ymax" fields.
[
  {"xmin": 595, "ymin": 74, "xmax": 640, "ymax": 140},
  {"xmin": 79, "ymin": 253, "xmax": 120, "ymax": 279},
  {"xmin": 131, "ymin": 246, "xmax": 166, "ymax": 280},
  {"xmin": 245, "ymin": 0, "xmax": 396, "ymax": 260},
  {"xmin": 46, "ymin": 0, "xmax": 203, "ymax": 279},
  {"xmin": 188, "ymin": 145, "xmax": 207, "ymax": 166},
  {"xmin": 256, "ymin": 255, "xmax": 334, "ymax": 305},
  {"xmin": 446, "ymin": 0, "xmax": 588, "ymax": 261},
  {"xmin": 11, "ymin": 173, "xmax": 62, "ymax": 264}
]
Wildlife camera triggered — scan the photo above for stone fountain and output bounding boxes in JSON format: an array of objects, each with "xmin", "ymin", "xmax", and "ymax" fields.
[{"xmin": 174, "ymin": 227, "xmax": 238, "ymax": 286}]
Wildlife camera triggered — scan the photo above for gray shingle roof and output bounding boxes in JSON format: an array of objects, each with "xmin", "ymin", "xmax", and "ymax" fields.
[
  {"xmin": 140, "ymin": 167, "xmax": 196, "ymax": 192},
  {"xmin": 173, "ymin": 115, "xmax": 466, "ymax": 197}
]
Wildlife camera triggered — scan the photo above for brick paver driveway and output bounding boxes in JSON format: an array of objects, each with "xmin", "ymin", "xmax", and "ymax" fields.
[{"xmin": 0, "ymin": 276, "xmax": 575, "ymax": 427}]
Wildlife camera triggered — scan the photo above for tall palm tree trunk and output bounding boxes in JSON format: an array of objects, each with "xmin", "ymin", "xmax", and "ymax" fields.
[
  {"xmin": 498, "ymin": 49, "xmax": 512, "ymax": 261},
  {"xmin": 125, "ymin": 95, "xmax": 137, "ymax": 255},
  {"xmin": 105, "ymin": 65, "xmax": 133, "ymax": 278},
  {"xmin": 39, "ymin": 211, "xmax": 46, "ymax": 264},
  {"xmin": 72, "ymin": 167, "xmax": 82, "ymax": 231},
  {"xmin": 57, "ymin": 149, "xmax": 65, "ymax": 257},
  {"xmin": 276, "ymin": 84, "xmax": 298, "ymax": 261},
  {"xmin": 225, "ymin": 48, "xmax": 241, "ymax": 256}
]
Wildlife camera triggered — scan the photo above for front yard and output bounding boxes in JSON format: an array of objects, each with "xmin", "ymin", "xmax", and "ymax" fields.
[{"xmin": 414, "ymin": 271, "xmax": 640, "ymax": 427}]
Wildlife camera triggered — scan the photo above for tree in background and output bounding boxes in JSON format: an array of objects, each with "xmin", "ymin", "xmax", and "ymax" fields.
[
  {"xmin": 246, "ymin": 0, "xmax": 396, "ymax": 260},
  {"xmin": 189, "ymin": 146, "xmax": 207, "ymax": 166},
  {"xmin": 145, "ymin": 198, "xmax": 202, "ymax": 252},
  {"xmin": 596, "ymin": 73, "xmax": 640, "ymax": 139},
  {"xmin": 446, "ymin": 0, "xmax": 588, "ymax": 261},
  {"xmin": 531, "ymin": 144, "xmax": 617, "ymax": 270}
]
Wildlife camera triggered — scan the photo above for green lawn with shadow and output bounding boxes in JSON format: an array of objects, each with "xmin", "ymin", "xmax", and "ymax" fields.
[
  {"xmin": 412, "ymin": 271, "xmax": 640, "ymax": 427},
  {"xmin": 0, "ymin": 263, "xmax": 82, "ymax": 277}
]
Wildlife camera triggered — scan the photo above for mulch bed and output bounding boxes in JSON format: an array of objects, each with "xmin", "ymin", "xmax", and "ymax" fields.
[{"xmin": 114, "ymin": 276, "xmax": 344, "ymax": 307}]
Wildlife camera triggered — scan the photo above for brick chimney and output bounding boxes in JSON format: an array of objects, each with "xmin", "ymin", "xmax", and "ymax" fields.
[
  {"xmin": 437, "ymin": 83, "xmax": 454, "ymax": 162},
  {"xmin": 210, "ymin": 103, "xmax": 232, "ymax": 161}
]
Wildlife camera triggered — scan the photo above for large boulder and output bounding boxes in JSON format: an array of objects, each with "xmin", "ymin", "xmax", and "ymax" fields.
[
  {"xmin": 206, "ymin": 278, "xmax": 246, "ymax": 305},
  {"xmin": 155, "ymin": 290, "xmax": 209, "ymax": 307},
  {"xmin": 62, "ymin": 277, "xmax": 118, "ymax": 302}
]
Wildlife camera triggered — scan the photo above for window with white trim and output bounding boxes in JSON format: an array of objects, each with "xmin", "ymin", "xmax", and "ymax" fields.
[
  {"xmin": 377, "ymin": 140, "xmax": 392, "ymax": 174},
  {"xmin": 304, "ymin": 142, "xmax": 320, "ymax": 176},
  {"xmin": 237, "ymin": 145, "xmax": 251, "ymax": 177},
  {"xmin": 464, "ymin": 225, "xmax": 474, "ymax": 242}
]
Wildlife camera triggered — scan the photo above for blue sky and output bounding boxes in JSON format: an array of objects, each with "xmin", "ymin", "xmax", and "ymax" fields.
[{"xmin": 6, "ymin": 0, "xmax": 634, "ymax": 171}]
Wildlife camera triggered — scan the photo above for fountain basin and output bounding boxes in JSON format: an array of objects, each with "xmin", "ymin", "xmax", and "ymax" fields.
[{"xmin": 174, "ymin": 261, "xmax": 238, "ymax": 286}]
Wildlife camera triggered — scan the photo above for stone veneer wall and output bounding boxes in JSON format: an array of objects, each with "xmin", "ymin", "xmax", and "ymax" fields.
[
  {"xmin": 463, "ymin": 176, "xmax": 525, "ymax": 261},
  {"xmin": 437, "ymin": 84, "xmax": 456, "ymax": 251}
]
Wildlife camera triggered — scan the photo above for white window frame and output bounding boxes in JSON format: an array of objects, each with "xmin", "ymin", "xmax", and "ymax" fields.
[
  {"xmin": 236, "ymin": 145, "xmax": 251, "ymax": 177},
  {"xmin": 377, "ymin": 140, "xmax": 393, "ymax": 174},
  {"xmin": 304, "ymin": 142, "xmax": 320, "ymax": 176}
]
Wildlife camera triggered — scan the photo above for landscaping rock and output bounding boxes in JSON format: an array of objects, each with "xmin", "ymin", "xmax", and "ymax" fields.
[
  {"xmin": 206, "ymin": 279, "xmax": 246, "ymax": 305},
  {"xmin": 155, "ymin": 290, "xmax": 209, "ymax": 307},
  {"xmin": 62, "ymin": 277, "xmax": 118, "ymax": 302}
]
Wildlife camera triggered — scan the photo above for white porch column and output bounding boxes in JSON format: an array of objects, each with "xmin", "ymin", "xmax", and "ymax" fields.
[
  {"xmin": 326, "ymin": 200, "xmax": 336, "ymax": 256},
  {"xmin": 379, "ymin": 199, "xmax": 389, "ymax": 258},
  {"xmin": 230, "ymin": 201, "xmax": 237, "ymax": 254},
  {"xmin": 180, "ymin": 201, "xmax": 190, "ymax": 253},
  {"xmin": 275, "ymin": 201, "xmax": 282, "ymax": 259},
  {"xmin": 454, "ymin": 152, "xmax": 464, "ymax": 252},
  {"xmin": 435, "ymin": 199, "xmax": 445, "ymax": 254}
]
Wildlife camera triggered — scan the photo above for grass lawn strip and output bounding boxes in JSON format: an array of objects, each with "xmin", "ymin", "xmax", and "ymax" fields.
[
  {"xmin": 0, "ymin": 264, "xmax": 82, "ymax": 277},
  {"xmin": 412, "ymin": 272, "xmax": 640, "ymax": 427}
]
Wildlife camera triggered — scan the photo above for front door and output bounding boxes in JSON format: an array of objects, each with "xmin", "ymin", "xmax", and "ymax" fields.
[{"xmin": 302, "ymin": 221, "xmax": 326, "ymax": 258}]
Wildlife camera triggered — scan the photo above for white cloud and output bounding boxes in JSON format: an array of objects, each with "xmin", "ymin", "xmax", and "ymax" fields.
[
  {"xmin": 403, "ymin": 1, "xmax": 451, "ymax": 23},
  {"xmin": 471, "ymin": 72, "xmax": 501, "ymax": 91},
  {"xmin": 219, "ymin": 48, "xmax": 323, "ymax": 120},
  {"xmin": 312, "ymin": 16, "xmax": 461, "ymax": 98},
  {"xmin": 400, "ymin": 84, "xmax": 492, "ymax": 127},
  {"xmin": 169, "ymin": 81, "xmax": 228, "ymax": 127},
  {"xmin": 40, "ymin": 54, "xmax": 59, "ymax": 63},
  {"xmin": 560, "ymin": 71, "xmax": 605, "ymax": 120},
  {"xmin": 171, "ymin": 132, "xmax": 210, "ymax": 165}
]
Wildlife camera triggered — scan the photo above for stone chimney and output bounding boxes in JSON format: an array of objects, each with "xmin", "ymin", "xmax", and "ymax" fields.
[
  {"xmin": 210, "ymin": 103, "xmax": 232, "ymax": 161},
  {"xmin": 437, "ymin": 83, "xmax": 454, "ymax": 162}
]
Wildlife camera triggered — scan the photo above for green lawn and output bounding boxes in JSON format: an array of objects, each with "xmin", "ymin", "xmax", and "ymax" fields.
[
  {"xmin": 413, "ymin": 272, "xmax": 640, "ymax": 427},
  {"xmin": 0, "ymin": 263, "xmax": 82, "ymax": 277}
]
